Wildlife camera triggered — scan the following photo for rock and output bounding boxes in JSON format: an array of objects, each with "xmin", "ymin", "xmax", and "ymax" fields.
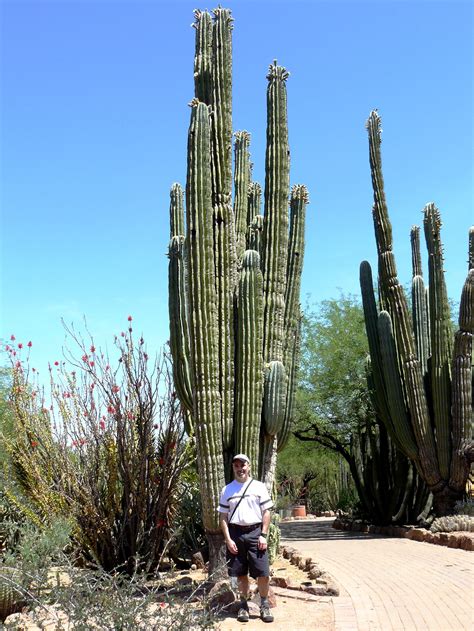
[
  {"xmin": 304, "ymin": 557, "xmax": 313, "ymax": 570},
  {"xmin": 191, "ymin": 551, "xmax": 206, "ymax": 569},
  {"xmin": 458, "ymin": 535, "xmax": 474, "ymax": 551},
  {"xmin": 176, "ymin": 576, "xmax": 193, "ymax": 586},
  {"xmin": 308, "ymin": 567, "xmax": 322, "ymax": 580},
  {"xmin": 282, "ymin": 546, "xmax": 294, "ymax": 559},
  {"xmin": 301, "ymin": 584, "xmax": 328, "ymax": 596},
  {"xmin": 208, "ymin": 580, "xmax": 237, "ymax": 612},
  {"xmin": 4, "ymin": 612, "xmax": 41, "ymax": 630},
  {"xmin": 407, "ymin": 528, "xmax": 426, "ymax": 542},
  {"xmin": 290, "ymin": 553, "xmax": 302, "ymax": 566},
  {"xmin": 298, "ymin": 559, "xmax": 307, "ymax": 571},
  {"xmin": 270, "ymin": 576, "xmax": 294, "ymax": 589}
]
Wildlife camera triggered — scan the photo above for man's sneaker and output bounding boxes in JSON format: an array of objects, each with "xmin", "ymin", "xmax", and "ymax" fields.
[
  {"xmin": 237, "ymin": 607, "xmax": 249, "ymax": 622},
  {"xmin": 260, "ymin": 605, "xmax": 274, "ymax": 623}
]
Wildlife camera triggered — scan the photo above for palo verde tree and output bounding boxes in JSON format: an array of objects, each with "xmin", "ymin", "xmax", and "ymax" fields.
[
  {"xmin": 361, "ymin": 110, "xmax": 473, "ymax": 516},
  {"xmin": 295, "ymin": 296, "xmax": 429, "ymax": 525},
  {"xmin": 168, "ymin": 8, "xmax": 308, "ymax": 574}
]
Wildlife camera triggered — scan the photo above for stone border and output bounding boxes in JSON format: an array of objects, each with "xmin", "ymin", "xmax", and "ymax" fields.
[
  {"xmin": 277, "ymin": 546, "xmax": 340, "ymax": 597},
  {"xmin": 332, "ymin": 517, "xmax": 474, "ymax": 551}
]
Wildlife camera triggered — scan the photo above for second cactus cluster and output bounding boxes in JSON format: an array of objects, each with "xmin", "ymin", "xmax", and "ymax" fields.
[
  {"xmin": 167, "ymin": 8, "xmax": 308, "ymax": 540},
  {"xmin": 360, "ymin": 110, "xmax": 473, "ymax": 516}
]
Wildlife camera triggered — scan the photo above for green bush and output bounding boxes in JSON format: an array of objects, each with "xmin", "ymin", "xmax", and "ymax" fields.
[
  {"xmin": 1, "ymin": 518, "xmax": 217, "ymax": 629},
  {"xmin": 4, "ymin": 322, "xmax": 196, "ymax": 574}
]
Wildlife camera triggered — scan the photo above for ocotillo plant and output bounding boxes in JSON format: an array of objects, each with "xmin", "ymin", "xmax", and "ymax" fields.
[
  {"xmin": 360, "ymin": 110, "xmax": 473, "ymax": 516},
  {"xmin": 167, "ymin": 8, "xmax": 308, "ymax": 573}
]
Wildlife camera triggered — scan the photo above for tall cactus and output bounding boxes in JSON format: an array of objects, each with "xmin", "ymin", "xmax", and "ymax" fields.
[
  {"xmin": 361, "ymin": 110, "xmax": 473, "ymax": 516},
  {"xmin": 167, "ymin": 8, "xmax": 308, "ymax": 573}
]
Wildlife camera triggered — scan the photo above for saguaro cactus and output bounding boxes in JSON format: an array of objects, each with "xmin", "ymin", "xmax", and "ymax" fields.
[
  {"xmin": 360, "ymin": 110, "xmax": 473, "ymax": 516},
  {"xmin": 167, "ymin": 8, "xmax": 308, "ymax": 573}
]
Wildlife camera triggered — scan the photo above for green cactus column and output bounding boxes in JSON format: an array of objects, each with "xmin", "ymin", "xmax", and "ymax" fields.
[
  {"xmin": 168, "ymin": 184, "xmax": 193, "ymax": 414},
  {"xmin": 185, "ymin": 101, "xmax": 224, "ymax": 544},
  {"xmin": 234, "ymin": 250, "xmax": 264, "ymax": 465},
  {"xmin": 410, "ymin": 226, "xmax": 430, "ymax": 375},
  {"xmin": 424, "ymin": 204, "xmax": 453, "ymax": 480},
  {"xmin": 365, "ymin": 110, "xmax": 440, "ymax": 490},
  {"xmin": 449, "ymin": 269, "xmax": 473, "ymax": 490}
]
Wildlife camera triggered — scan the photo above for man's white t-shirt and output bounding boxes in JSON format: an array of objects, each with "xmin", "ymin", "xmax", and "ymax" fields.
[{"xmin": 218, "ymin": 478, "xmax": 273, "ymax": 526}]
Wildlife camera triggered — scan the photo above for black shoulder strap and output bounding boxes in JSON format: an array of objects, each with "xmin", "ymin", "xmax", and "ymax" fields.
[{"xmin": 229, "ymin": 479, "xmax": 253, "ymax": 524}]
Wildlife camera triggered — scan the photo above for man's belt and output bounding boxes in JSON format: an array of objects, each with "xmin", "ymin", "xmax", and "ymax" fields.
[{"xmin": 229, "ymin": 523, "xmax": 261, "ymax": 532}]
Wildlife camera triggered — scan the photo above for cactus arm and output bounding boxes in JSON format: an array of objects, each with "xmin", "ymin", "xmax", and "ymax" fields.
[
  {"xmin": 263, "ymin": 361, "xmax": 287, "ymax": 435},
  {"xmin": 377, "ymin": 311, "xmax": 419, "ymax": 461},
  {"xmin": 210, "ymin": 7, "xmax": 233, "ymax": 201},
  {"xmin": 247, "ymin": 182, "xmax": 262, "ymax": 238},
  {"xmin": 359, "ymin": 261, "xmax": 392, "ymax": 427},
  {"xmin": 366, "ymin": 111, "xmax": 440, "ymax": 489},
  {"xmin": 193, "ymin": 10, "xmax": 213, "ymax": 104},
  {"xmin": 469, "ymin": 227, "xmax": 474, "ymax": 271},
  {"xmin": 278, "ymin": 313, "xmax": 301, "ymax": 452},
  {"xmin": 423, "ymin": 203, "xmax": 453, "ymax": 480},
  {"xmin": 168, "ymin": 184, "xmax": 193, "ymax": 414},
  {"xmin": 284, "ymin": 185, "xmax": 308, "ymax": 344},
  {"xmin": 207, "ymin": 9, "xmax": 237, "ymax": 455},
  {"xmin": 234, "ymin": 250, "xmax": 264, "ymax": 466},
  {"xmin": 168, "ymin": 235, "xmax": 193, "ymax": 414},
  {"xmin": 449, "ymin": 269, "xmax": 473, "ymax": 491},
  {"xmin": 185, "ymin": 101, "xmax": 224, "ymax": 530},
  {"xmin": 248, "ymin": 214, "xmax": 264, "ymax": 256},
  {"xmin": 170, "ymin": 182, "xmax": 185, "ymax": 237},
  {"xmin": 410, "ymin": 225, "xmax": 423, "ymax": 277},
  {"xmin": 233, "ymin": 131, "xmax": 252, "ymax": 261},
  {"xmin": 262, "ymin": 62, "xmax": 290, "ymax": 364},
  {"xmin": 410, "ymin": 225, "xmax": 430, "ymax": 375}
]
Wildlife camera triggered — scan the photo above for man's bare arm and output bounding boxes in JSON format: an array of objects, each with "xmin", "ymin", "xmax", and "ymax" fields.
[{"xmin": 220, "ymin": 513, "xmax": 238, "ymax": 554}]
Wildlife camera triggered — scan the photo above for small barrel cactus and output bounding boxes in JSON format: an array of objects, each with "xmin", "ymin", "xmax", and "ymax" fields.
[{"xmin": 430, "ymin": 514, "xmax": 474, "ymax": 533}]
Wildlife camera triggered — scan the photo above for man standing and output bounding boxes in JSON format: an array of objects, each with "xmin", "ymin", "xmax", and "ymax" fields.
[{"xmin": 218, "ymin": 454, "xmax": 274, "ymax": 623}]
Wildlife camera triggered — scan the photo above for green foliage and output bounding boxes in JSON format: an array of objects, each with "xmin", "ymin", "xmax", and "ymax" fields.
[
  {"xmin": 277, "ymin": 435, "xmax": 354, "ymax": 513},
  {"xmin": 267, "ymin": 514, "xmax": 280, "ymax": 565},
  {"xmin": 3, "ymin": 323, "xmax": 193, "ymax": 574},
  {"xmin": 298, "ymin": 295, "xmax": 371, "ymax": 443},
  {"xmin": 454, "ymin": 499, "xmax": 474, "ymax": 516},
  {"xmin": 1, "ymin": 518, "xmax": 217, "ymax": 629},
  {"xmin": 295, "ymin": 296, "xmax": 430, "ymax": 525}
]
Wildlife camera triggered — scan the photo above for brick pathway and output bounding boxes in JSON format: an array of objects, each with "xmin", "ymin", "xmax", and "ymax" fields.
[{"xmin": 281, "ymin": 517, "xmax": 473, "ymax": 631}]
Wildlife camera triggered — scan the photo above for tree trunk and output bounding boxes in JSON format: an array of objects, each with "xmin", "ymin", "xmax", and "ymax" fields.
[
  {"xmin": 431, "ymin": 484, "xmax": 464, "ymax": 517},
  {"xmin": 206, "ymin": 530, "xmax": 228, "ymax": 582}
]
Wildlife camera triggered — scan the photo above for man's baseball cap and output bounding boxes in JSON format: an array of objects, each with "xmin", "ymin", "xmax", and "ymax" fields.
[{"xmin": 232, "ymin": 453, "xmax": 250, "ymax": 464}]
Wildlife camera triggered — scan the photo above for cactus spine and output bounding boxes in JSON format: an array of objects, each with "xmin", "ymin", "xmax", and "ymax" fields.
[
  {"xmin": 167, "ymin": 8, "xmax": 307, "ymax": 571},
  {"xmin": 361, "ymin": 110, "xmax": 473, "ymax": 516}
]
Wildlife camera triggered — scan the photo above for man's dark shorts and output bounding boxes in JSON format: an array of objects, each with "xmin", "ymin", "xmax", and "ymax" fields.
[{"xmin": 226, "ymin": 523, "xmax": 270, "ymax": 578}]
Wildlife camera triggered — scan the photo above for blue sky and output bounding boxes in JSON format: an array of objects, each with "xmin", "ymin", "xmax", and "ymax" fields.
[{"xmin": 1, "ymin": 0, "xmax": 472, "ymax": 379}]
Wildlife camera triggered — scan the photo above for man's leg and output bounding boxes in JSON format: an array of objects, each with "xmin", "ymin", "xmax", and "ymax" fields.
[
  {"xmin": 236, "ymin": 575, "xmax": 250, "ymax": 622},
  {"xmin": 257, "ymin": 576, "xmax": 274, "ymax": 622}
]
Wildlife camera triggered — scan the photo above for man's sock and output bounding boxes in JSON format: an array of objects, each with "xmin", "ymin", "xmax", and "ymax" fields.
[
  {"xmin": 240, "ymin": 595, "xmax": 249, "ymax": 609},
  {"xmin": 260, "ymin": 596, "xmax": 269, "ymax": 608}
]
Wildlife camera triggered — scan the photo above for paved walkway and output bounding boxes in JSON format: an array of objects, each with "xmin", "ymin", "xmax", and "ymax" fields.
[{"xmin": 280, "ymin": 517, "xmax": 473, "ymax": 631}]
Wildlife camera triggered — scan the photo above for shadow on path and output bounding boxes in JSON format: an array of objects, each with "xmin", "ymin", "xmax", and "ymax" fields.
[{"xmin": 280, "ymin": 518, "xmax": 389, "ymax": 542}]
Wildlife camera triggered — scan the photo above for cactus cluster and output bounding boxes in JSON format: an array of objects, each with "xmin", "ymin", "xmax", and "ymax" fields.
[
  {"xmin": 167, "ymin": 8, "xmax": 307, "ymax": 570},
  {"xmin": 360, "ymin": 110, "xmax": 473, "ymax": 516},
  {"xmin": 351, "ymin": 416, "xmax": 430, "ymax": 525},
  {"xmin": 430, "ymin": 514, "xmax": 474, "ymax": 533}
]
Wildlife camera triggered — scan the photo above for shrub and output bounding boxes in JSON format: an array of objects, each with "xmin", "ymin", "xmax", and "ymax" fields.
[
  {"xmin": 3, "ymin": 320, "xmax": 195, "ymax": 574},
  {"xmin": 1, "ymin": 518, "xmax": 217, "ymax": 629}
]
